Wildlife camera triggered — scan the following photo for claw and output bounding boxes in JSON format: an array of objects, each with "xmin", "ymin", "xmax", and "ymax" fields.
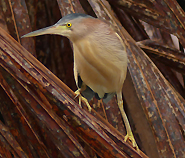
[
  {"xmin": 74, "ymin": 89, "xmax": 92, "ymax": 112},
  {"xmin": 124, "ymin": 133, "xmax": 139, "ymax": 151},
  {"xmin": 74, "ymin": 89, "xmax": 80, "ymax": 99},
  {"xmin": 117, "ymin": 98, "xmax": 140, "ymax": 152}
]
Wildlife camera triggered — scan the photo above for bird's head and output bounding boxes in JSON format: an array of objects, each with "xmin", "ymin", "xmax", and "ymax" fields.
[{"xmin": 22, "ymin": 13, "xmax": 95, "ymax": 41}]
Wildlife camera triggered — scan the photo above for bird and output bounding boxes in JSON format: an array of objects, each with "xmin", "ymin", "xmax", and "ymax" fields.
[{"xmin": 22, "ymin": 13, "xmax": 138, "ymax": 150}]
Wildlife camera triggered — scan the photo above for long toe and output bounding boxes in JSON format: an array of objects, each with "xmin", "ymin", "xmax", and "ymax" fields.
[
  {"xmin": 74, "ymin": 90, "xmax": 92, "ymax": 112},
  {"xmin": 124, "ymin": 133, "xmax": 139, "ymax": 151},
  {"xmin": 81, "ymin": 96, "xmax": 92, "ymax": 112},
  {"xmin": 74, "ymin": 89, "xmax": 81, "ymax": 98}
]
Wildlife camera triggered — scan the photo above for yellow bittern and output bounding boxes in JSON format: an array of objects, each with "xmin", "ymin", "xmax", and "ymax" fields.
[{"xmin": 22, "ymin": 13, "xmax": 138, "ymax": 150}]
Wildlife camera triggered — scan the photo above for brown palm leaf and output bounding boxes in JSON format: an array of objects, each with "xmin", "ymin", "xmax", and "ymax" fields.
[{"xmin": 0, "ymin": 0, "xmax": 185, "ymax": 158}]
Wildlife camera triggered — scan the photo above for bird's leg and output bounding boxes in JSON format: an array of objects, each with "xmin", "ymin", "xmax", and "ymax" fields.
[
  {"xmin": 74, "ymin": 89, "xmax": 82, "ymax": 108},
  {"xmin": 117, "ymin": 92, "xmax": 139, "ymax": 151},
  {"xmin": 74, "ymin": 89, "xmax": 92, "ymax": 112}
]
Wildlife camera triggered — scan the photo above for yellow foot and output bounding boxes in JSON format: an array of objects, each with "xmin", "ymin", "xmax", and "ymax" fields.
[
  {"xmin": 124, "ymin": 133, "xmax": 139, "ymax": 151},
  {"xmin": 74, "ymin": 90, "xmax": 92, "ymax": 112}
]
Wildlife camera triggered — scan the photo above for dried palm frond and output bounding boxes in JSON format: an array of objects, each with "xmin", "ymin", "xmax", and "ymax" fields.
[{"xmin": 0, "ymin": 0, "xmax": 185, "ymax": 158}]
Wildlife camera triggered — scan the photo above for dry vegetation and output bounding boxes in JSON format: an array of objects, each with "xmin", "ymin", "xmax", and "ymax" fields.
[{"xmin": 0, "ymin": 0, "xmax": 185, "ymax": 158}]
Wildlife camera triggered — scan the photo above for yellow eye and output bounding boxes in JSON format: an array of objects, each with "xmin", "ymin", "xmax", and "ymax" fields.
[{"xmin": 66, "ymin": 23, "xmax": 72, "ymax": 28}]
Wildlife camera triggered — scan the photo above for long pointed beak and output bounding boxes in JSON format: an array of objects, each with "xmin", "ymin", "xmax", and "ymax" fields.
[{"xmin": 22, "ymin": 24, "xmax": 62, "ymax": 38}]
